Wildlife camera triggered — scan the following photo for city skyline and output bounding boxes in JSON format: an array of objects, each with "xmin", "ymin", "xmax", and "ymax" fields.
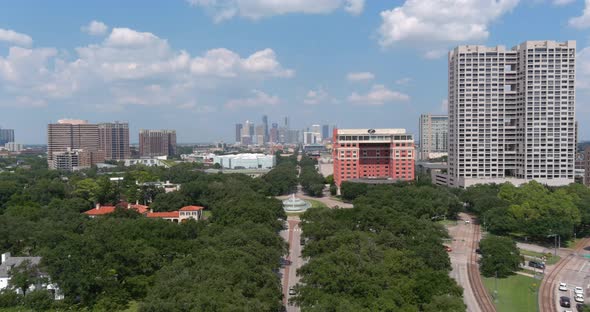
[{"xmin": 2, "ymin": 1, "xmax": 590, "ymax": 143}]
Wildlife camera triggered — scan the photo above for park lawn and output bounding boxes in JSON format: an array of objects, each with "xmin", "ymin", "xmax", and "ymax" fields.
[
  {"xmin": 482, "ymin": 274, "xmax": 540, "ymax": 312},
  {"xmin": 306, "ymin": 199, "xmax": 328, "ymax": 209},
  {"xmin": 520, "ymin": 249, "xmax": 560, "ymax": 265}
]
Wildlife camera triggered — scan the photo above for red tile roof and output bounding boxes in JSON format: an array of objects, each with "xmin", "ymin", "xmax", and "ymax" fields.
[
  {"xmin": 130, "ymin": 204, "xmax": 149, "ymax": 214},
  {"xmin": 179, "ymin": 205, "xmax": 204, "ymax": 211},
  {"xmin": 84, "ymin": 206, "xmax": 116, "ymax": 216},
  {"xmin": 146, "ymin": 211, "xmax": 179, "ymax": 219}
]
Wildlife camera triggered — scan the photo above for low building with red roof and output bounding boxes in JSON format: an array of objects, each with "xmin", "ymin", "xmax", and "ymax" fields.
[{"xmin": 83, "ymin": 203, "xmax": 204, "ymax": 223}]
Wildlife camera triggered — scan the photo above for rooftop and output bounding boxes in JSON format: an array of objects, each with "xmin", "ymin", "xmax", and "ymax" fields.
[
  {"xmin": 146, "ymin": 211, "xmax": 179, "ymax": 218},
  {"xmin": 179, "ymin": 205, "xmax": 204, "ymax": 211},
  {"xmin": 336, "ymin": 129, "xmax": 406, "ymax": 135},
  {"xmin": 0, "ymin": 252, "xmax": 42, "ymax": 278}
]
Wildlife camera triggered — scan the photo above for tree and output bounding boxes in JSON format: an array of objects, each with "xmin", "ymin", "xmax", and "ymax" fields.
[
  {"xmin": 339, "ymin": 181, "xmax": 368, "ymax": 201},
  {"xmin": 8, "ymin": 260, "xmax": 43, "ymax": 296},
  {"xmin": 149, "ymin": 192, "xmax": 191, "ymax": 212},
  {"xmin": 479, "ymin": 235, "xmax": 522, "ymax": 278},
  {"xmin": 73, "ymin": 178, "xmax": 100, "ymax": 203}
]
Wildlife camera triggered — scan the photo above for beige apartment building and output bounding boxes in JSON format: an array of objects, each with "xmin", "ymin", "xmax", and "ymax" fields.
[
  {"xmin": 448, "ymin": 40, "xmax": 576, "ymax": 188},
  {"xmin": 47, "ymin": 119, "xmax": 103, "ymax": 169}
]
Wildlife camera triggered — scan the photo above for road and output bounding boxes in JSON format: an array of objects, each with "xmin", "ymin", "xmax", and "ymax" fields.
[
  {"xmin": 538, "ymin": 238, "xmax": 590, "ymax": 312},
  {"xmin": 447, "ymin": 213, "xmax": 495, "ymax": 312},
  {"xmin": 280, "ymin": 216, "xmax": 303, "ymax": 312}
]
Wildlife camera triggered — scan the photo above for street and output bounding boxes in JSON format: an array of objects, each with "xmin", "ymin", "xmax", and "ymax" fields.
[
  {"xmin": 280, "ymin": 216, "xmax": 303, "ymax": 312},
  {"xmin": 447, "ymin": 213, "xmax": 483, "ymax": 312}
]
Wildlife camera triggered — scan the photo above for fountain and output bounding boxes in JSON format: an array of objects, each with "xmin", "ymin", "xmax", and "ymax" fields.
[{"xmin": 282, "ymin": 194, "xmax": 311, "ymax": 212}]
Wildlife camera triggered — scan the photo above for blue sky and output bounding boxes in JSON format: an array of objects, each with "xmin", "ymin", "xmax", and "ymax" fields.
[{"xmin": 1, "ymin": 0, "xmax": 590, "ymax": 143}]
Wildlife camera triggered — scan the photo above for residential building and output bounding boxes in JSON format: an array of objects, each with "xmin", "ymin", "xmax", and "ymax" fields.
[
  {"xmin": 448, "ymin": 41, "xmax": 576, "ymax": 188},
  {"xmin": 0, "ymin": 252, "xmax": 63, "ymax": 300},
  {"xmin": 84, "ymin": 203, "xmax": 150, "ymax": 218},
  {"xmin": 235, "ymin": 123, "xmax": 243, "ymax": 143},
  {"xmin": 585, "ymin": 146, "xmax": 590, "ymax": 187},
  {"xmin": 139, "ymin": 129, "xmax": 177, "ymax": 157},
  {"xmin": 0, "ymin": 128, "xmax": 14, "ymax": 145},
  {"xmin": 212, "ymin": 153, "xmax": 276, "ymax": 169},
  {"xmin": 98, "ymin": 122, "xmax": 130, "ymax": 160},
  {"xmin": 332, "ymin": 128, "xmax": 415, "ymax": 189},
  {"xmin": 47, "ymin": 120, "xmax": 103, "ymax": 169},
  {"xmin": 419, "ymin": 114, "xmax": 448, "ymax": 160},
  {"xmin": 4, "ymin": 143, "xmax": 23, "ymax": 153},
  {"xmin": 146, "ymin": 205, "xmax": 203, "ymax": 223}
]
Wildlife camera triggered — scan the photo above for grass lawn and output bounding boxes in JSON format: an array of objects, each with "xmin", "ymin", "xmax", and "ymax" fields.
[
  {"xmin": 306, "ymin": 199, "xmax": 328, "ymax": 209},
  {"xmin": 437, "ymin": 219, "xmax": 459, "ymax": 226},
  {"xmin": 482, "ymin": 274, "xmax": 540, "ymax": 312},
  {"xmin": 520, "ymin": 249, "xmax": 560, "ymax": 265}
]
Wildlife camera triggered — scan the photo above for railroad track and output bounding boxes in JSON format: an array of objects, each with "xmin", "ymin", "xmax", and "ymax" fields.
[
  {"xmin": 539, "ymin": 238, "xmax": 590, "ymax": 312},
  {"xmin": 467, "ymin": 222, "xmax": 496, "ymax": 312}
]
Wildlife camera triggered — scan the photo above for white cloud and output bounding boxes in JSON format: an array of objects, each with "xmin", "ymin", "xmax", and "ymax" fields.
[
  {"xmin": 346, "ymin": 71, "xmax": 374, "ymax": 82},
  {"xmin": 81, "ymin": 20, "xmax": 109, "ymax": 36},
  {"xmin": 188, "ymin": 0, "xmax": 365, "ymax": 22},
  {"xmin": 0, "ymin": 26, "xmax": 293, "ymax": 111},
  {"xmin": 554, "ymin": 0, "xmax": 575, "ymax": 5},
  {"xmin": 225, "ymin": 89, "xmax": 280, "ymax": 109},
  {"xmin": 303, "ymin": 88, "xmax": 328, "ymax": 105},
  {"xmin": 378, "ymin": 0, "xmax": 519, "ymax": 47},
  {"xmin": 348, "ymin": 84, "xmax": 409, "ymax": 105},
  {"xmin": 424, "ymin": 49, "xmax": 448, "ymax": 59},
  {"xmin": 0, "ymin": 28, "xmax": 33, "ymax": 47},
  {"xmin": 395, "ymin": 77, "xmax": 412, "ymax": 85},
  {"xmin": 569, "ymin": 0, "xmax": 590, "ymax": 28}
]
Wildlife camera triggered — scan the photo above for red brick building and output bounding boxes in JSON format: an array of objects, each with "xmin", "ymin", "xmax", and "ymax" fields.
[{"xmin": 333, "ymin": 128, "xmax": 415, "ymax": 188}]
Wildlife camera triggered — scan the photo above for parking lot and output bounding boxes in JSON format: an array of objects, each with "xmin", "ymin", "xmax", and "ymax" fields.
[{"xmin": 554, "ymin": 250, "xmax": 590, "ymax": 311}]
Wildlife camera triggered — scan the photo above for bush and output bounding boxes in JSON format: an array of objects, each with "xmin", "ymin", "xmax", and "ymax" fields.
[
  {"xmin": 0, "ymin": 290, "xmax": 22, "ymax": 307},
  {"xmin": 329, "ymin": 184, "xmax": 337, "ymax": 196},
  {"xmin": 23, "ymin": 290, "xmax": 54, "ymax": 311}
]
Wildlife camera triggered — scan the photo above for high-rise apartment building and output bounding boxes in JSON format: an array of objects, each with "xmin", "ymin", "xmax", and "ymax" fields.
[
  {"xmin": 0, "ymin": 128, "xmax": 15, "ymax": 145},
  {"xmin": 332, "ymin": 128, "xmax": 415, "ymax": 188},
  {"xmin": 139, "ymin": 130, "xmax": 177, "ymax": 157},
  {"xmin": 584, "ymin": 146, "xmax": 590, "ymax": 187},
  {"xmin": 98, "ymin": 122, "xmax": 130, "ymax": 160},
  {"xmin": 448, "ymin": 41, "xmax": 576, "ymax": 188},
  {"xmin": 419, "ymin": 114, "xmax": 448, "ymax": 160},
  {"xmin": 235, "ymin": 123, "xmax": 243, "ymax": 144},
  {"xmin": 47, "ymin": 119, "xmax": 103, "ymax": 169}
]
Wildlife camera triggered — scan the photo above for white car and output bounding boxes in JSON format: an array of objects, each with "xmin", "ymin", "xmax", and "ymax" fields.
[
  {"xmin": 559, "ymin": 283, "xmax": 568, "ymax": 291},
  {"xmin": 575, "ymin": 294, "xmax": 584, "ymax": 303},
  {"xmin": 574, "ymin": 286, "xmax": 584, "ymax": 295}
]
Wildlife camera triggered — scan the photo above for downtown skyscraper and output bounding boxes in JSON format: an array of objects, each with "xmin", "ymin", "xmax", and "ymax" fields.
[
  {"xmin": 98, "ymin": 122, "xmax": 130, "ymax": 160},
  {"xmin": 448, "ymin": 40, "xmax": 576, "ymax": 188}
]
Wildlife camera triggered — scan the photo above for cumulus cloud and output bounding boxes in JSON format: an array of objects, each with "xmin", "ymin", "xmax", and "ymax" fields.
[
  {"xmin": 0, "ymin": 26, "xmax": 293, "ymax": 111},
  {"xmin": 303, "ymin": 88, "xmax": 329, "ymax": 105},
  {"xmin": 347, "ymin": 71, "xmax": 374, "ymax": 82},
  {"xmin": 225, "ymin": 89, "xmax": 280, "ymax": 109},
  {"xmin": 188, "ymin": 0, "xmax": 365, "ymax": 22},
  {"xmin": 0, "ymin": 28, "xmax": 33, "ymax": 47},
  {"xmin": 81, "ymin": 20, "xmax": 109, "ymax": 36},
  {"xmin": 569, "ymin": 0, "xmax": 590, "ymax": 28},
  {"xmin": 378, "ymin": 0, "xmax": 519, "ymax": 47},
  {"xmin": 348, "ymin": 84, "xmax": 409, "ymax": 105}
]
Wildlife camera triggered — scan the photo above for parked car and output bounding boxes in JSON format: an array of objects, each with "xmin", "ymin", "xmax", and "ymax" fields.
[
  {"xmin": 575, "ymin": 294, "xmax": 584, "ymax": 303},
  {"xmin": 529, "ymin": 261, "xmax": 545, "ymax": 269},
  {"xmin": 445, "ymin": 246, "xmax": 452, "ymax": 252},
  {"xmin": 576, "ymin": 303, "xmax": 585, "ymax": 311},
  {"xmin": 560, "ymin": 283, "xmax": 568, "ymax": 291},
  {"xmin": 575, "ymin": 287, "xmax": 584, "ymax": 295},
  {"xmin": 561, "ymin": 296, "xmax": 572, "ymax": 308},
  {"xmin": 289, "ymin": 287, "xmax": 296, "ymax": 295}
]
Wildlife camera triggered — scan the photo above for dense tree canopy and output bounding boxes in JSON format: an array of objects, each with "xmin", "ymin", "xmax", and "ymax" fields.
[{"xmin": 479, "ymin": 235, "xmax": 522, "ymax": 278}]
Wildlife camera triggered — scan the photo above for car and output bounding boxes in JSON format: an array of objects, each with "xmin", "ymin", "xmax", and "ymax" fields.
[
  {"xmin": 577, "ymin": 303, "xmax": 586, "ymax": 311},
  {"xmin": 289, "ymin": 287, "xmax": 296, "ymax": 295},
  {"xmin": 529, "ymin": 261, "xmax": 545, "ymax": 270},
  {"xmin": 445, "ymin": 246, "xmax": 452, "ymax": 252},
  {"xmin": 465, "ymin": 220, "xmax": 471, "ymax": 224},
  {"xmin": 475, "ymin": 248, "xmax": 482, "ymax": 254},
  {"xmin": 575, "ymin": 287, "xmax": 584, "ymax": 295},
  {"xmin": 575, "ymin": 294, "xmax": 584, "ymax": 303},
  {"xmin": 560, "ymin": 283, "xmax": 569, "ymax": 291},
  {"xmin": 561, "ymin": 296, "xmax": 572, "ymax": 308}
]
